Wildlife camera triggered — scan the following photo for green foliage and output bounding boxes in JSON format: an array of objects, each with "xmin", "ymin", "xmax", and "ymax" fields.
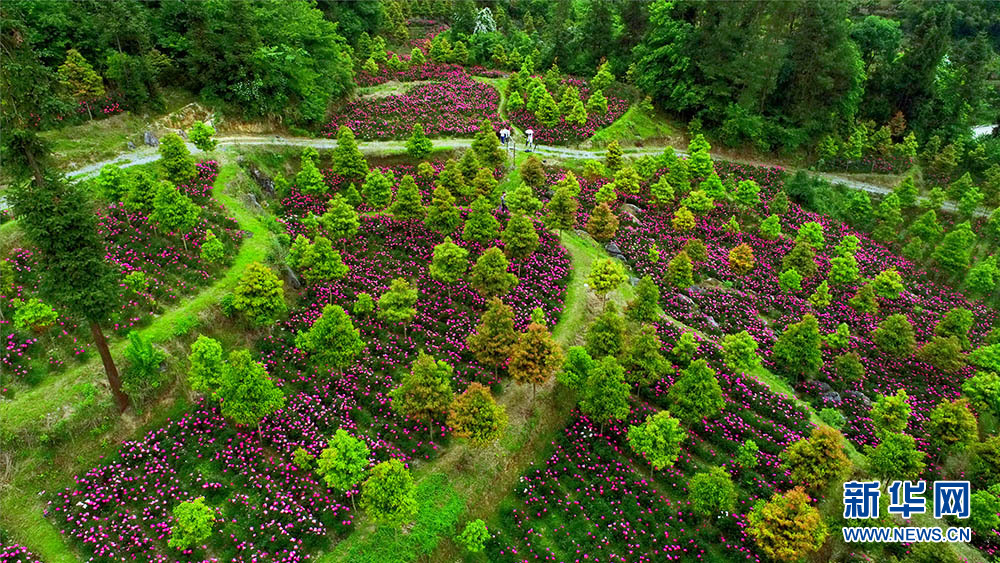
[
  {"xmin": 587, "ymin": 258, "xmax": 626, "ymax": 300},
  {"xmin": 447, "ymin": 382, "xmax": 508, "ymax": 446},
  {"xmin": 796, "ymin": 222, "xmax": 825, "ymax": 249},
  {"xmin": 586, "ymin": 302, "xmax": 626, "ymax": 359},
  {"xmin": 188, "ymin": 121, "xmax": 217, "ymax": 152},
  {"xmin": 361, "ymin": 459, "xmax": 418, "ymax": 528},
  {"xmin": 167, "ymin": 497, "xmax": 215, "ymax": 550},
  {"xmin": 57, "ymin": 48, "xmax": 104, "ymax": 107},
  {"xmin": 377, "ymin": 278, "xmax": 419, "ymax": 327},
  {"xmin": 13, "ymin": 298, "xmax": 58, "ymax": 333},
  {"xmin": 295, "ymin": 304, "xmax": 364, "ymax": 372},
  {"xmin": 772, "ymin": 314, "xmax": 823, "ymax": 379},
  {"xmin": 746, "ymin": 488, "xmax": 827, "ymax": 562},
  {"xmin": 963, "ymin": 372, "xmax": 1000, "ymax": 414},
  {"xmin": 390, "ymin": 175, "xmax": 427, "ymax": 222},
  {"xmin": 469, "ymin": 247, "xmax": 517, "ymax": 298},
  {"xmin": 933, "ymin": 221, "xmax": 976, "ymax": 277},
  {"xmin": 121, "ymin": 330, "xmax": 166, "ymax": 400},
  {"xmin": 587, "ymin": 202, "xmax": 619, "ymax": 242},
  {"xmin": 188, "ymin": 335, "xmax": 224, "ymax": 396},
  {"xmin": 317, "ymin": 428, "xmax": 371, "ymax": 492},
  {"xmin": 778, "ymin": 269, "xmax": 803, "ymax": 293},
  {"xmin": 668, "ymin": 359, "xmax": 725, "ymax": 424},
  {"xmin": 671, "ymin": 332, "xmax": 700, "ymax": 366},
  {"xmin": 463, "ymin": 196, "xmax": 501, "ymax": 244},
  {"xmin": 848, "ymin": 284, "xmax": 878, "ymax": 314},
  {"xmin": 333, "ymin": 126, "xmax": 369, "ymax": 179},
  {"xmin": 362, "ymin": 169, "xmax": 394, "ymax": 210},
  {"xmin": 628, "ymin": 410, "xmax": 686, "ymax": 471},
  {"xmin": 781, "ymin": 241, "xmax": 818, "ymax": 279},
  {"xmin": 680, "ymin": 189, "xmax": 714, "ymax": 215},
  {"xmin": 927, "ymin": 398, "xmax": 978, "ymax": 452},
  {"xmin": 579, "ymin": 356, "xmax": 631, "ymax": 430},
  {"xmin": 935, "ymin": 307, "xmax": 974, "ymax": 350},
  {"xmin": 456, "ymin": 519, "xmax": 489, "ymax": 553},
  {"xmin": 622, "ymin": 324, "xmax": 668, "ymax": 386},
  {"xmin": 865, "ymin": 432, "xmax": 926, "ymax": 481},
  {"xmin": 871, "ymin": 268, "xmax": 904, "ymax": 299},
  {"xmin": 429, "ymin": 237, "xmax": 469, "ymax": 286},
  {"xmin": 781, "ymin": 425, "xmax": 852, "ymax": 493},
  {"xmin": 232, "ymin": 261, "xmax": 286, "ymax": 326},
  {"xmin": 390, "ymin": 351, "xmax": 453, "ymax": 429},
  {"xmin": 808, "ymin": 281, "xmax": 832, "ymax": 309},
  {"xmin": 721, "ymin": 331, "xmax": 761, "ymax": 373},
  {"xmin": 158, "ymin": 133, "xmax": 197, "ymax": 186},
  {"xmin": 544, "ymin": 186, "xmax": 579, "ymax": 232},
  {"xmin": 217, "ymin": 349, "xmax": 285, "ymax": 426},
  {"xmin": 688, "ymin": 466, "xmax": 737, "ymax": 519},
  {"xmin": 151, "ymin": 182, "xmax": 199, "ymax": 237},
  {"xmin": 354, "ymin": 292, "xmax": 375, "ymax": 316},
  {"xmin": 664, "ymin": 251, "xmax": 694, "ymax": 289},
  {"xmin": 736, "ymin": 439, "xmax": 760, "ymax": 469},
  {"xmin": 200, "ymin": 229, "xmax": 225, "ymax": 264},
  {"xmin": 917, "ymin": 335, "xmax": 965, "ymax": 372},
  {"xmin": 426, "ymin": 185, "xmax": 461, "ymax": 235},
  {"xmin": 626, "ymin": 275, "xmax": 660, "ymax": 323},
  {"xmin": 871, "ymin": 314, "xmax": 916, "ymax": 357},
  {"xmin": 466, "ymin": 297, "xmax": 517, "ymax": 372}
]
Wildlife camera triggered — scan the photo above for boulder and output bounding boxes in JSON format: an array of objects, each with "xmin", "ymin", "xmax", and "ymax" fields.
[
  {"xmin": 673, "ymin": 293, "xmax": 696, "ymax": 310},
  {"xmin": 817, "ymin": 381, "xmax": 834, "ymax": 394},
  {"xmin": 703, "ymin": 315, "xmax": 720, "ymax": 332},
  {"xmin": 605, "ymin": 242, "xmax": 621, "ymax": 255},
  {"xmin": 143, "ymin": 131, "xmax": 159, "ymax": 147},
  {"xmin": 629, "ymin": 276, "xmax": 640, "ymax": 286},
  {"xmin": 127, "ymin": 141, "xmax": 136, "ymax": 150},
  {"xmin": 821, "ymin": 391, "xmax": 842, "ymax": 405},
  {"xmin": 843, "ymin": 389, "xmax": 872, "ymax": 408}
]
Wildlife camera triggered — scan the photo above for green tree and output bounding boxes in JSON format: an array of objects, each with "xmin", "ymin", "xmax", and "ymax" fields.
[
  {"xmin": 917, "ymin": 336, "xmax": 965, "ymax": 373},
  {"xmin": 151, "ymin": 183, "xmax": 200, "ymax": 249},
  {"xmin": 759, "ymin": 215, "xmax": 782, "ymax": 240},
  {"xmin": 425, "ymin": 185, "xmax": 461, "ymax": 235},
  {"xmin": 871, "ymin": 269, "xmax": 905, "ymax": 299},
  {"xmin": 509, "ymin": 322, "xmax": 563, "ymax": 395},
  {"xmin": 158, "ymin": 133, "xmax": 197, "ymax": 186},
  {"xmin": 519, "ymin": 155, "xmax": 546, "ymax": 189},
  {"xmin": 587, "ymin": 258, "xmax": 626, "ymax": 304},
  {"xmin": 622, "ymin": 324, "xmax": 669, "ymax": 386},
  {"xmin": 362, "ymin": 169, "xmax": 394, "ymax": 210},
  {"xmin": 721, "ymin": 331, "xmax": 761, "ymax": 373},
  {"xmin": 688, "ymin": 466, "xmax": 737, "ymax": 519},
  {"xmin": 772, "ymin": 314, "xmax": 823, "ymax": 380},
  {"xmin": 671, "ymin": 332, "xmax": 700, "ymax": 366},
  {"xmin": 626, "ymin": 275, "xmax": 660, "ymax": 323},
  {"xmin": 231, "ymin": 261, "xmax": 287, "ymax": 326},
  {"xmin": 628, "ymin": 410, "xmax": 686, "ymax": 472},
  {"xmin": 188, "ymin": 335, "xmax": 224, "ymax": 396},
  {"xmin": 865, "ymin": 432, "xmax": 926, "ymax": 481},
  {"xmin": 680, "ymin": 189, "xmax": 714, "ymax": 215},
  {"xmin": 448, "ymin": 382, "xmax": 508, "ymax": 445},
  {"xmin": 650, "ymin": 175, "xmax": 675, "ymax": 208},
  {"xmin": 167, "ymin": 497, "xmax": 215, "ymax": 550},
  {"xmin": 963, "ymin": 372, "xmax": 1000, "ymax": 416},
  {"xmin": 668, "ymin": 359, "xmax": 725, "ymax": 424},
  {"xmin": 828, "ymin": 254, "xmax": 860, "ymax": 287},
  {"xmin": 870, "ymin": 389, "xmax": 911, "ymax": 436},
  {"xmin": 544, "ymin": 185, "xmax": 579, "ymax": 232},
  {"xmin": 501, "ymin": 212, "xmax": 539, "ymax": 268},
  {"xmin": 808, "ymin": 280, "xmax": 832, "ymax": 309},
  {"xmin": 317, "ymin": 428, "xmax": 370, "ymax": 509},
  {"xmin": 463, "ymin": 196, "xmax": 501, "ymax": 244},
  {"xmin": 429, "ymin": 237, "xmax": 468, "ymax": 296},
  {"xmin": 665, "ymin": 251, "xmax": 694, "ymax": 289},
  {"xmin": 406, "ymin": 122, "xmax": 433, "ymax": 159},
  {"xmin": 217, "ymin": 349, "xmax": 286, "ymax": 427},
  {"xmin": 687, "ymin": 134, "xmax": 713, "ymax": 178},
  {"xmin": 200, "ymin": 229, "xmax": 225, "ymax": 264},
  {"xmin": 9, "ymin": 176, "xmax": 128, "ymax": 410},
  {"xmin": 377, "ymin": 278, "xmax": 418, "ymax": 332},
  {"xmin": 605, "ymin": 140, "xmax": 623, "ymax": 172},
  {"xmin": 333, "ymin": 126, "xmax": 369, "ymax": 179},
  {"xmin": 295, "ymin": 304, "xmax": 364, "ymax": 374},
  {"xmin": 796, "ymin": 222, "xmax": 825, "ymax": 249},
  {"xmin": 933, "ymin": 221, "xmax": 976, "ymax": 278},
  {"xmin": 850, "ymin": 285, "xmax": 879, "ymax": 315},
  {"xmin": 728, "ymin": 243, "xmax": 755, "ymax": 275},
  {"xmin": 456, "ymin": 519, "xmax": 490, "ymax": 553},
  {"xmin": 321, "ymin": 194, "xmax": 360, "ymax": 245},
  {"xmin": 935, "ymin": 307, "xmax": 974, "ymax": 350},
  {"xmin": 469, "ymin": 247, "xmax": 517, "ymax": 298},
  {"xmin": 586, "ymin": 202, "xmax": 619, "ymax": 243},
  {"xmin": 927, "ymin": 398, "xmax": 978, "ymax": 454},
  {"xmin": 781, "ymin": 241, "xmax": 818, "ymax": 279},
  {"xmin": 781, "ymin": 425, "xmax": 852, "ymax": 493},
  {"xmin": 871, "ymin": 314, "xmax": 916, "ymax": 357},
  {"xmin": 779, "ymin": 269, "xmax": 803, "ymax": 293},
  {"xmin": 57, "ymin": 48, "xmax": 104, "ymax": 119},
  {"xmin": 472, "ymin": 119, "xmax": 505, "ymax": 169},
  {"xmin": 189, "ymin": 121, "xmax": 217, "ymax": 152},
  {"xmin": 390, "ymin": 174, "xmax": 426, "ymax": 223},
  {"xmin": 580, "ymin": 356, "xmax": 631, "ymax": 433},
  {"xmin": 390, "ymin": 351, "xmax": 454, "ymax": 439},
  {"xmin": 746, "ymin": 488, "xmax": 827, "ymax": 562},
  {"xmin": 737, "ymin": 439, "xmax": 760, "ymax": 470},
  {"xmin": 586, "ymin": 302, "xmax": 626, "ymax": 359},
  {"xmin": 360, "ymin": 459, "xmax": 418, "ymax": 528},
  {"xmin": 466, "ymin": 297, "xmax": 517, "ymax": 374}
]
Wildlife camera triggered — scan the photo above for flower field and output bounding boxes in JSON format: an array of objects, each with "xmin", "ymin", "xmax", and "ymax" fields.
[
  {"xmin": 507, "ymin": 78, "xmax": 630, "ymax": 145},
  {"xmin": 1, "ymin": 161, "xmax": 242, "ymax": 387},
  {"xmin": 323, "ymin": 70, "xmax": 500, "ymax": 140}
]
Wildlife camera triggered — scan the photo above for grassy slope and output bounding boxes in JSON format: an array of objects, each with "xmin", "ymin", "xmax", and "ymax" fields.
[
  {"xmin": 0, "ymin": 161, "xmax": 272, "ymax": 560},
  {"xmin": 586, "ymin": 103, "xmax": 679, "ymax": 149}
]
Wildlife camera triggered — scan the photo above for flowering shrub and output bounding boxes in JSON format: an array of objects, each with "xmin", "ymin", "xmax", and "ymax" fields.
[
  {"xmin": 508, "ymin": 77, "xmax": 630, "ymax": 144},
  {"xmin": 0, "ymin": 543, "xmax": 43, "ymax": 563},
  {"xmin": 325, "ymin": 71, "xmax": 500, "ymax": 139},
  {"xmin": 2, "ymin": 161, "xmax": 242, "ymax": 385}
]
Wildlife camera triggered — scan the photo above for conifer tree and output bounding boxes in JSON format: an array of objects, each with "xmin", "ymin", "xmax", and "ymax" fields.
[
  {"xmin": 458, "ymin": 149, "xmax": 480, "ymax": 186},
  {"xmin": 506, "ymin": 183, "xmax": 542, "ymax": 215},
  {"xmin": 471, "ymin": 168, "xmax": 498, "ymax": 200},
  {"xmin": 232, "ymin": 262, "xmax": 286, "ymax": 327},
  {"xmin": 668, "ymin": 359, "xmax": 725, "ymax": 423},
  {"xmin": 849, "ymin": 284, "xmax": 878, "ymax": 314},
  {"xmin": 665, "ymin": 251, "xmax": 694, "ymax": 289},
  {"xmin": 299, "ymin": 236, "xmax": 349, "ymax": 283},
  {"xmin": 390, "ymin": 351, "xmax": 454, "ymax": 440},
  {"xmin": 406, "ymin": 123, "xmax": 433, "ymax": 158},
  {"xmin": 378, "ymin": 278, "xmax": 419, "ymax": 333},
  {"xmin": 58, "ymin": 48, "xmax": 104, "ymax": 119},
  {"xmin": 672, "ymin": 206, "xmax": 695, "ymax": 232},
  {"xmin": 650, "ymin": 175, "xmax": 674, "ymax": 208},
  {"xmin": 448, "ymin": 382, "xmax": 508, "ymax": 445},
  {"xmin": 438, "ymin": 159, "xmax": 467, "ymax": 198},
  {"xmin": 509, "ymin": 322, "xmax": 563, "ymax": 395},
  {"xmin": 586, "ymin": 202, "xmax": 619, "ymax": 242},
  {"xmin": 586, "ymin": 258, "xmax": 626, "ymax": 304},
  {"xmin": 295, "ymin": 304, "xmax": 364, "ymax": 374},
  {"xmin": 217, "ymin": 349, "xmax": 286, "ymax": 427},
  {"xmin": 628, "ymin": 410, "xmax": 686, "ymax": 472},
  {"xmin": 463, "ymin": 196, "xmax": 501, "ymax": 244},
  {"xmin": 188, "ymin": 335, "xmax": 224, "ymax": 396},
  {"xmin": 321, "ymin": 194, "xmax": 360, "ymax": 245},
  {"xmin": 605, "ymin": 140, "xmax": 623, "ymax": 172},
  {"xmin": 772, "ymin": 314, "xmax": 823, "ymax": 380},
  {"xmin": 728, "ymin": 243, "xmax": 755, "ymax": 275},
  {"xmin": 333, "ymin": 126, "xmax": 369, "ymax": 179},
  {"xmin": 580, "ymin": 356, "xmax": 631, "ymax": 433},
  {"xmin": 781, "ymin": 240, "xmax": 818, "ymax": 279},
  {"xmin": 151, "ymin": 183, "xmax": 200, "ymax": 249},
  {"xmin": 362, "ymin": 169, "xmax": 394, "ymax": 210},
  {"xmin": 471, "ymin": 119, "xmax": 505, "ymax": 169},
  {"xmin": 158, "ymin": 133, "xmax": 197, "ymax": 186},
  {"xmin": 622, "ymin": 324, "xmax": 669, "ymax": 386},
  {"xmin": 627, "ymin": 275, "xmax": 660, "ymax": 323},
  {"xmin": 429, "ymin": 237, "xmax": 469, "ymax": 297},
  {"xmin": 687, "ymin": 134, "xmax": 713, "ymax": 178},
  {"xmin": 469, "ymin": 247, "xmax": 518, "ymax": 298},
  {"xmin": 746, "ymin": 488, "xmax": 827, "ymax": 562},
  {"xmin": 519, "ymin": 155, "xmax": 546, "ymax": 189},
  {"xmin": 544, "ymin": 185, "xmax": 579, "ymax": 233},
  {"xmin": 466, "ymin": 297, "xmax": 518, "ymax": 374},
  {"xmin": 933, "ymin": 221, "xmax": 977, "ymax": 278},
  {"xmin": 317, "ymin": 428, "xmax": 370, "ymax": 510},
  {"xmin": 390, "ymin": 174, "xmax": 426, "ymax": 223},
  {"xmin": 586, "ymin": 302, "xmax": 626, "ymax": 359}
]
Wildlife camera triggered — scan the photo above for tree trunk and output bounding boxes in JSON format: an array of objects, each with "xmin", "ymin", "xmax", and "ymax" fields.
[{"xmin": 90, "ymin": 321, "xmax": 128, "ymax": 412}]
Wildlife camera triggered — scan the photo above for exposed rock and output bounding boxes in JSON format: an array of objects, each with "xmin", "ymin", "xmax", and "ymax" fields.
[
  {"xmin": 821, "ymin": 391, "xmax": 842, "ymax": 405},
  {"xmin": 817, "ymin": 381, "xmax": 834, "ymax": 394},
  {"xmin": 127, "ymin": 141, "xmax": 136, "ymax": 150},
  {"xmin": 605, "ymin": 242, "xmax": 621, "ymax": 255},
  {"xmin": 703, "ymin": 315, "xmax": 720, "ymax": 332},
  {"xmin": 843, "ymin": 389, "xmax": 872, "ymax": 407},
  {"xmin": 243, "ymin": 192, "xmax": 264, "ymax": 213},
  {"xmin": 621, "ymin": 203, "xmax": 644, "ymax": 216},
  {"xmin": 629, "ymin": 276, "xmax": 639, "ymax": 286},
  {"xmin": 243, "ymin": 161, "xmax": 276, "ymax": 196},
  {"xmin": 673, "ymin": 293, "xmax": 696, "ymax": 310},
  {"xmin": 283, "ymin": 265, "xmax": 302, "ymax": 289},
  {"xmin": 143, "ymin": 131, "xmax": 159, "ymax": 147}
]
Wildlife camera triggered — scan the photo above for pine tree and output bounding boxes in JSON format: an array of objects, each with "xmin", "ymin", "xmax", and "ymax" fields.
[
  {"xmin": 746, "ymin": 488, "xmax": 827, "ymax": 562},
  {"xmin": 463, "ymin": 196, "xmax": 501, "ymax": 244},
  {"xmin": 510, "ymin": 322, "xmax": 563, "ymax": 395},
  {"xmin": 665, "ymin": 251, "xmax": 694, "ymax": 289},
  {"xmin": 622, "ymin": 324, "xmax": 668, "ymax": 386},
  {"xmin": 605, "ymin": 141, "xmax": 623, "ymax": 172},
  {"xmin": 587, "ymin": 258, "xmax": 626, "ymax": 304},
  {"xmin": 721, "ymin": 331, "xmax": 761, "ymax": 373},
  {"xmin": 668, "ymin": 359, "xmax": 725, "ymax": 423},
  {"xmin": 519, "ymin": 155, "xmax": 546, "ymax": 189},
  {"xmin": 472, "ymin": 119, "xmax": 505, "ymax": 169},
  {"xmin": 333, "ymin": 126, "xmax": 369, "ymax": 179},
  {"xmin": 377, "ymin": 278, "xmax": 419, "ymax": 333},
  {"xmin": 828, "ymin": 254, "xmax": 860, "ymax": 287},
  {"xmin": 566, "ymin": 97, "xmax": 587, "ymax": 125},
  {"xmin": 299, "ymin": 236, "xmax": 349, "ymax": 283},
  {"xmin": 406, "ymin": 123, "xmax": 433, "ymax": 159},
  {"xmin": 650, "ymin": 175, "xmax": 674, "ymax": 208},
  {"xmin": 158, "ymin": 133, "xmax": 197, "ymax": 186},
  {"xmin": 933, "ymin": 221, "xmax": 977, "ymax": 278},
  {"xmin": 57, "ymin": 48, "xmax": 104, "ymax": 119},
  {"xmin": 448, "ymin": 382, "xmax": 508, "ymax": 445},
  {"xmin": 466, "ymin": 297, "xmax": 518, "ymax": 373},
  {"xmin": 781, "ymin": 241, "xmax": 818, "ymax": 279},
  {"xmin": 614, "ymin": 165, "xmax": 642, "ymax": 195},
  {"xmin": 426, "ymin": 185, "xmax": 461, "ymax": 235},
  {"xmin": 150, "ymin": 183, "xmax": 199, "ymax": 249},
  {"xmin": 458, "ymin": 150, "xmax": 481, "ymax": 186},
  {"xmin": 217, "ymin": 349, "xmax": 285, "ymax": 427},
  {"xmin": 781, "ymin": 425, "xmax": 852, "ymax": 494},
  {"xmin": 580, "ymin": 356, "xmax": 631, "ymax": 433},
  {"xmin": 910, "ymin": 210, "xmax": 943, "ymax": 244},
  {"xmin": 759, "ymin": 215, "xmax": 782, "ymax": 240},
  {"xmin": 362, "ymin": 169, "xmax": 394, "ymax": 210},
  {"xmin": 772, "ymin": 314, "xmax": 823, "ymax": 380},
  {"xmin": 438, "ymin": 159, "xmax": 468, "ymax": 199},
  {"xmin": 849, "ymin": 284, "xmax": 878, "ymax": 314},
  {"xmin": 586, "ymin": 202, "xmax": 619, "ymax": 243},
  {"xmin": 544, "ymin": 185, "xmax": 579, "ymax": 232},
  {"xmin": 668, "ymin": 158, "xmax": 690, "ymax": 194},
  {"xmin": 809, "ymin": 280, "xmax": 832, "ymax": 309},
  {"xmin": 429, "ymin": 237, "xmax": 468, "ymax": 296},
  {"xmin": 627, "ymin": 275, "xmax": 660, "ymax": 323},
  {"xmin": 295, "ymin": 303, "xmax": 365, "ymax": 373},
  {"xmin": 506, "ymin": 183, "xmax": 542, "ymax": 215},
  {"xmin": 189, "ymin": 121, "xmax": 217, "ymax": 152},
  {"xmin": 390, "ymin": 351, "xmax": 454, "ymax": 439},
  {"xmin": 469, "ymin": 247, "xmax": 518, "ymax": 298},
  {"xmin": 232, "ymin": 262, "xmax": 286, "ymax": 327},
  {"xmin": 535, "ymin": 89, "xmax": 560, "ymax": 126},
  {"xmin": 390, "ymin": 174, "xmax": 426, "ymax": 223},
  {"xmin": 586, "ymin": 302, "xmax": 626, "ymax": 359},
  {"xmin": 471, "ymin": 168, "xmax": 498, "ymax": 200},
  {"xmin": 687, "ymin": 134, "xmax": 713, "ymax": 178},
  {"xmin": 501, "ymin": 213, "xmax": 539, "ymax": 270},
  {"xmin": 672, "ymin": 206, "xmax": 696, "ymax": 232},
  {"xmin": 321, "ymin": 194, "xmax": 360, "ymax": 245}
]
